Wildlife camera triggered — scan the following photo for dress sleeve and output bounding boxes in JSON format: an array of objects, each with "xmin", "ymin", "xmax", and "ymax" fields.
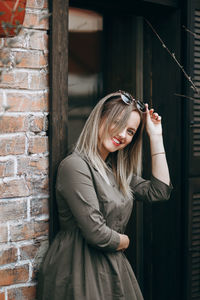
[
  {"xmin": 130, "ymin": 174, "xmax": 173, "ymax": 203},
  {"xmin": 56, "ymin": 155, "xmax": 120, "ymax": 252}
]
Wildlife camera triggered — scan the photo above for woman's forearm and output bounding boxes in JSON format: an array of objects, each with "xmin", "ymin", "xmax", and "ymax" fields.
[{"xmin": 149, "ymin": 134, "xmax": 170, "ymax": 186}]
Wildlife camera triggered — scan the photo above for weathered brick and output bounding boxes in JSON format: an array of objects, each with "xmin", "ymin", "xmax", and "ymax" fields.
[
  {"xmin": 6, "ymin": 92, "xmax": 48, "ymax": 112},
  {"xmin": 29, "ymin": 71, "xmax": 48, "ymax": 90},
  {"xmin": 28, "ymin": 136, "xmax": 48, "ymax": 154},
  {"xmin": 0, "ymin": 200, "xmax": 27, "ymax": 222},
  {"xmin": 27, "ymin": 175, "xmax": 49, "ymax": 196},
  {"xmin": 17, "ymin": 156, "xmax": 48, "ymax": 176},
  {"xmin": 0, "ymin": 159, "xmax": 15, "ymax": 177},
  {"xmin": 28, "ymin": 30, "xmax": 48, "ymax": 51},
  {"xmin": 0, "ymin": 71, "xmax": 29, "ymax": 89},
  {"xmin": 0, "ymin": 225, "xmax": 8, "ymax": 243},
  {"xmin": 0, "ymin": 135, "xmax": 26, "ymax": 156},
  {"xmin": 20, "ymin": 239, "xmax": 48, "ymax": 261},
  {"xmin": 0, "ymin": 50, "xmax": 12, "ymax": 68},
  {"xmin": 24, "ymin": 12, "xmax": 49, "ymax": 30},
  {"xmin": 29, "ymin": 115, "xmax": 47, "ymax": 132},
  {"xmin": 26, "ymin": 0, "xmax": 48, "ymax": 9},
  {"xmin": 30, "ymin": 197, "xmax": 49, "ymax": 217},
  {"xmin": 0, "ymin": 292, "xmax": 5, "ymax": 300},
  {"xmin": 0, "ymin": 92, "xmax": 4, "ymax": 113},
  {"xmin": 0, "ymin": 116, "xmax": 29, "ymax": 133},
  {"xmin": 7, "ymin": 285, "xmax": 36, "ymax": 300},
  {"xmin": 0, "ymin": 247, "xmax": 17, "ymax": 265},
  {"xmin": 0, "ymin": 179, "xmax": 30, "ymax": 198},
  {"xmin": 13, "ymin": 51, "xmax": 48, "ymax": 69},
  {"xmin": 10, "ymin": 220, "xmax": 48, "ymax": 242},
  {"xmin": 5, "ymin": 34, "xmax": 26, "ymax": 49},
  {"xmin": 0, "ymin": 265, "xmax": 29, "ymax": 286}
]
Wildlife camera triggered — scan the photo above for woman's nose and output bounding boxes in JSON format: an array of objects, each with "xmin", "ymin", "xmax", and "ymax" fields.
[{"xmin": 118, "ymin": 129, "xmax": 126, "ymax": 138}]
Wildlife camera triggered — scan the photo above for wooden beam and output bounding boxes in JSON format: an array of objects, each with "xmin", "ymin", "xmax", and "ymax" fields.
[{"xmin": 48, "ymin": 0, "xmax": 69, "ymax": 242}]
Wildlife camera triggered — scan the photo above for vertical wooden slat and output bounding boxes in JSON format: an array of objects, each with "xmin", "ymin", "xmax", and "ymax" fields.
[
  {"xmin": 188, "ymin": 178, "xmax": 200, "ymax": 300},
  {"xmin": 49, "ymin": 0, "xmax": 69, "ymax": 242}
]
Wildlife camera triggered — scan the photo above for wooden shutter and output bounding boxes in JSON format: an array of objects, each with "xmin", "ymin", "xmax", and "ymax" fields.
[
  {"xmin": 184, "ymin": 2, "xmax": 200, "ymax": 300},
  {"xmin": 188, "ymin": 1, "xmax": 200, "ymax": 176},
  {"xmin": 187, "ymin": 178, "xmax": 200, "ymax": 300}
]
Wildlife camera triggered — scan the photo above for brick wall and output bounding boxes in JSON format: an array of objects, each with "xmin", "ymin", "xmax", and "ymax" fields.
[{"xmin": 0, "ymin": 0, "xmax": 49, "ymax": 299}]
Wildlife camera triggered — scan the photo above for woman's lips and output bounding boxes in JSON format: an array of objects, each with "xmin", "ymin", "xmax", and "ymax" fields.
[{"xmin": 112, "ymin": 137, "xmax": 121, "ymax": 146}]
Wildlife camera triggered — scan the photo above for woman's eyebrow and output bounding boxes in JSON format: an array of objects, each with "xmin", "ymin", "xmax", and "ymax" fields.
[{"xmin": 129, "ymin": 127, "xmax": 137, "ymax": 132}]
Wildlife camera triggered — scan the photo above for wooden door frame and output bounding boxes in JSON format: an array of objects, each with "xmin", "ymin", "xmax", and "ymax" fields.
[
  {"xmin": 49, "ymin": 1, "xmax": 182, "ymax": 299},
  {"xmin": 48, "ymin": 0, "xmax": 69, "ymax": 242}
]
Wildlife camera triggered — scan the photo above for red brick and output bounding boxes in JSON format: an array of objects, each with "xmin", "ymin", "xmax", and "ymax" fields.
[
  {"xmin": 20, "ymin": 243, "xmax": 40, "ymax": 260},
  {"xmin": 0, "ymin": 116, "xmax": 28, "ymax": 133},
  {"xmin": 0, "ymin": 71, "xmax": 29, "ymax": 89},
  {"xmin": 27, "ymin": 175, "xmax": 49, "ymax": 195},
  {"xmin": 0, "ymin": 265, "xmax": 29, "ymax": 286},
  {"xmin": 0, "ymin": 50, "xmax": 11, "ymax": 68},
  {"xmin": 29, "ymin": 115, "xmax": 47, "ymax": 132},
  {"xmin": 0, "ymin": 248, "xmax": 18, "ymax": 265},
  {"xmin": 28, "ymin": 136, "xmax": 48, "ymax": 154},
  {"xmin": 0, "ymin": 292, "xmax": 5, "ymax": 300},
  {"xmin": 0, "ymin": 136, "xmax": 26, "ymax": 155},
  {"xmin": 26, "ymin": 0, "xmax": 48, "ymax": 9},
  {"xmin": 5, "ymin": 34, "xmax": 25, "ymax": 49},
  {"xmin": 8, "ymin": 285, "xmax": 36, "ymax": 300},
  {"xmin": 0, "ymin": 200, "xmax": 27, "ymax": 222},
  {"xmin": 28, "ymin": 30, "xmax": 48, "ymax": 51},
  {"xmin": 0, "ymin": 159, "xmax": 15, "ymax": 177},
  {"xmin": 0, "ymin": 225, "xmax": 8, "ymax": 243},
  {"xmin": 10, "ymin": 220, "xmax": 49, "ymax": 242},
  {"xmin": 13, "ymin": 51, "xmax": 48, "ymax": 69},
  {"xmin": 29, "ymin": 72, "xmax": 48, "ymax": 90},
  {"xmin": 24, "ymin": 12, "xmax": 49, "ymax": 30},
  {"xmin": 30, "ymin": 197, "xmax": 49, "ymax": 217},
  {"xmin": 0, "ymin": 179, "xmax": 30, "ymax": 199},
  {"xmin": 6, "ymin": 92, "xmax": 49, "ymax": 112},
  {"xmin": 20, "ymin": 239, "xmax": 48, "ymax": 260},
  {"xmin": 17, "ymin": 156, "xmax": 48, "ymax": 176}
]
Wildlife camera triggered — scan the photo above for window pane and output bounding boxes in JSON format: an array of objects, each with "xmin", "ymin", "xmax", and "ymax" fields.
[{"xmin": 68, "ymin": 7, "xmax": 103, "ymax": 150}]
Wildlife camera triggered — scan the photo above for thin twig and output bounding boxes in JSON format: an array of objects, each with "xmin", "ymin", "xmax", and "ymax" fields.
[
  {"xmin": 145, "ymin": 19, "xmax": 200, "ymax": 95},
  {"xmin": 182, "ymin": 25, "xmax": 200, "ymax": 40},
  {"xmin": 174, "ymin": 93, "xmax": 199, "ymax": 101}
]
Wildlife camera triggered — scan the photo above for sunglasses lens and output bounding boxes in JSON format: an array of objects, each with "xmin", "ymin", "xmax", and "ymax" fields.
[
  {"xmin": 121, "ymin": 94, "xmax": 132, "ymax": 105},
  {"xmin": 136, "ymin": 100, "xmax": 146, "ymax": 112}
]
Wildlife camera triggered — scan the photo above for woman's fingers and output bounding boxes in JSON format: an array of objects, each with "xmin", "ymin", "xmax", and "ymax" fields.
[{"xmin": 145, "ymin": 104, "xmax": 162, "ymax": 122}]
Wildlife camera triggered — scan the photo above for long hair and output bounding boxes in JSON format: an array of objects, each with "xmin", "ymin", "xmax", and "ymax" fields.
[{"xmin": 75, "ymin": 91, "xmax": 145, "ymax": 199}]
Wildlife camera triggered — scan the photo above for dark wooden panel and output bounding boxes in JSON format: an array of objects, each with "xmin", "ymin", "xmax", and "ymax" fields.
[
  {"xmin": 143, "ymin": 9, "xmax": 182, "ymax": 300},
  {"xmin": 49, "ymin": 0, "xmax": 69, "ymax": 242}
]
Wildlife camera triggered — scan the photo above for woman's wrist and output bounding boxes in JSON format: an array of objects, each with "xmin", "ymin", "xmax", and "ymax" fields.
[
  {"xmin": 148, "ymin": 133, "xmax": 163, "ymax": 141},
  {"xmin": 149, "ymin": 134, "xmax": 165, "ymax": 155}
]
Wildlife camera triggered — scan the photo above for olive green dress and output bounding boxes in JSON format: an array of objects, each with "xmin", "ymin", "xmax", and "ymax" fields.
[{"xmin": 38, "ymin": 150, "xmax": 173, "ymax": 300}]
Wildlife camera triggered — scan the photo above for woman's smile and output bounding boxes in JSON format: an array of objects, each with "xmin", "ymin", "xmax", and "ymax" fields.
[
  {"xmin": 112, "ymin": 137, "xmax": 122, "ymax": 146},
  {"xmin": 98, "ymin": 110, "xmax": 141, "ymax": 160}
]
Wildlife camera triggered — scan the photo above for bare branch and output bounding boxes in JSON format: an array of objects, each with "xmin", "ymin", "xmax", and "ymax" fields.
[
  {"xmin": 183, "ymin": 25, "xmax": 200, "ymax": 40},
  {"xmin": 174, "ymin": 93, "xmax": 199, "ymax": 101},
  {"xmin": 145, "ymin": 19, "xmax": 200, "ymax": 95}
]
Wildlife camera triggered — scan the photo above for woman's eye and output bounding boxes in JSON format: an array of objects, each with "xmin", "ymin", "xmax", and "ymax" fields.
[{"xmin": 127, "ymin": 129, "xmax": 135, "ymax": 136}]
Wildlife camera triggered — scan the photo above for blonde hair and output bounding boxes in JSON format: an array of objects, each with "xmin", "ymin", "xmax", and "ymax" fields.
[{"xmin": 75, "ymin": 92, "xmax": 145, "ymax": 199}]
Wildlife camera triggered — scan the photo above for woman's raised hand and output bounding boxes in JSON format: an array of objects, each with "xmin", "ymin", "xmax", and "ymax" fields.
[{"xmin": 145, "ymin": 103, "xmax": 163, "ymax": 137}]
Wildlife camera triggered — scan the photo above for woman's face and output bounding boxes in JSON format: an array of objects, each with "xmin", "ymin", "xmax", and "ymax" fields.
[{"xmin": 98, "ymin": 110, "xmax": 141, "ymax": 161}]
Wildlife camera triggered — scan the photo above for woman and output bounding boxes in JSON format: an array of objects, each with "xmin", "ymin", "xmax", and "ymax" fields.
[{"xmin": 38, "ymin": 91, "xmax": 173, "ymax": 300}]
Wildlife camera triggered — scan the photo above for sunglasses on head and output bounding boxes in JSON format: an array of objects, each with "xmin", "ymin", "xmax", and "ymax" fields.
[{"xmin": 117, "ymin": 90, "xmax": 146, "ymax": 113}]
